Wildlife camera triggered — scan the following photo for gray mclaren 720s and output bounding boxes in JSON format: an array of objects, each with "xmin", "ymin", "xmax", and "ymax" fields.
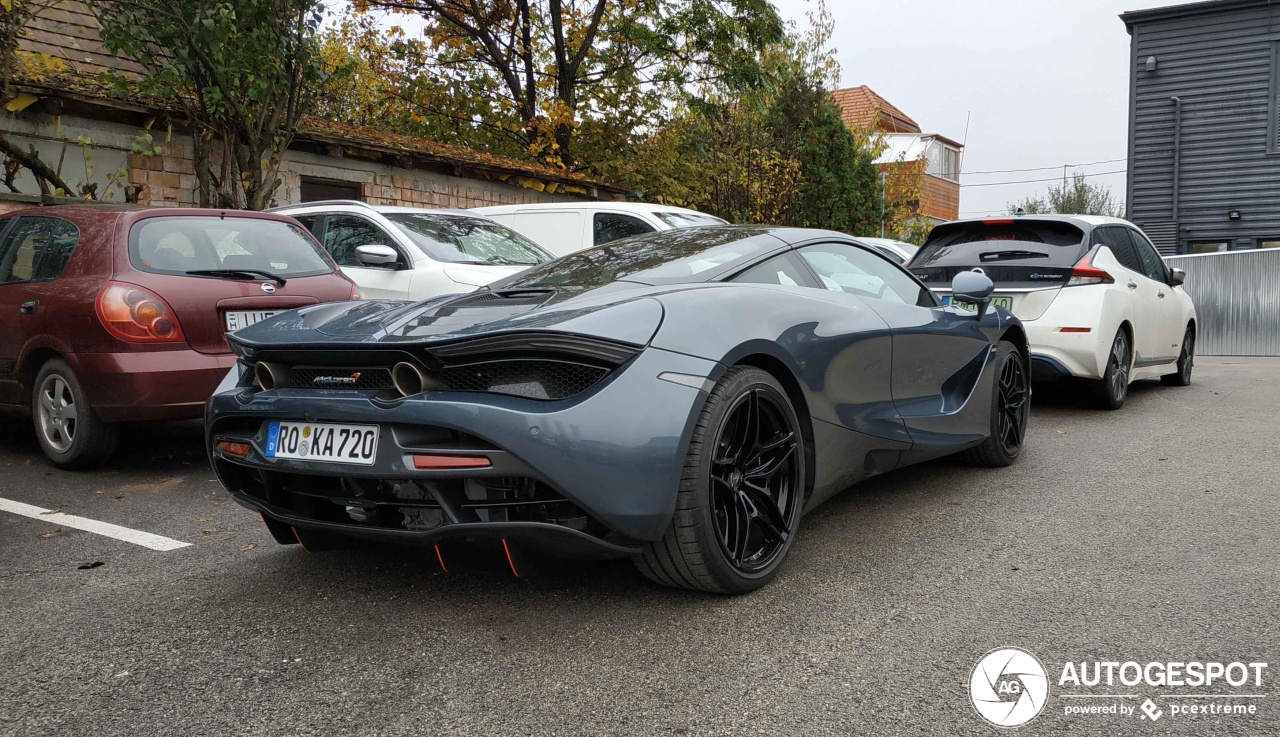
[{"xmin": 206, "ymin": 226, "xmax": 1030, "ymax": 594}]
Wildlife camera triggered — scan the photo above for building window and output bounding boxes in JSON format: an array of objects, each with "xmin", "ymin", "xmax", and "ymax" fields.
[
  {"xmin": 924, "ymin": 141, "xmax": 960, "ymax": 182},
  {"xmin": 1258, "ymin": 239, "xmax": 1280, "ymax": 249},
  {"xmin": 300, "ymin": 177, "xmax": 361, "ymax": 203},
  {"xmin": 1188, "ymin": 240, "xmax": 1229, "ymax": 254}
]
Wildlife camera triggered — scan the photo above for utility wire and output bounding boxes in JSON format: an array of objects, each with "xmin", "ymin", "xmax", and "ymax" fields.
[
  {"xmin": 959, "ymin": 168, "xmax": 1127, "ymax": 188},
  {"xmin": 960, "ymin": 157, "xmax": 1126, "ymax": 176}
]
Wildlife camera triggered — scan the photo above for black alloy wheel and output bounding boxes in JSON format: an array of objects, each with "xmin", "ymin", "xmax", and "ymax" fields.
[
  {"xmin": 1162, "ymin": 326, "xmax": 1195, "ymax": 387},
  {"xmin": 708, "ymin": 386, "xmax": 801, "ymax": 574},
  {"xmin": 962, "ymin": 340, "xmax": 1029, "ymax": 467},
  {"xmin": 995, "ymin": 350, "xmax": 1029, "ymax": 457},
  {"xmin": 635, "ymin": 367, "xmax": 805, "ymax": 594}
]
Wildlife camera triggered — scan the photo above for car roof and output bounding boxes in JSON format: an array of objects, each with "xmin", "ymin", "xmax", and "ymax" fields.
[
  {"xmin": 472, "ymin": 201, "xmax": 720, "ymax": 217},
  {"xmin": 943, "ymin": 213, "xmax": 1131, "ymax": 229},
  {"xmin": 269, "ymin": 200, "xmax": 476, "ymax": 216},
  {"xmin": 0, "ymin": 205, "xmax": 303, "ymax": 227}
]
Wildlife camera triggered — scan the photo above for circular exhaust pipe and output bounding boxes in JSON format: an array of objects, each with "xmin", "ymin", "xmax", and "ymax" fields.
[
  {"xmin": 392, "ymin": 362, "xmax": 429, "ymax": 397},
  {"xmin": 253, "ymin": 362, "xmax": 286, "ymax": 391}
]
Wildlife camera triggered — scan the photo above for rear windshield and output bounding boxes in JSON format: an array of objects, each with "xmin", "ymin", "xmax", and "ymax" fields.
[
  {"xmin": 494, "ymin": 227, "xmax": 773, "ymax": 289},
  {"xmin": 655, "ymin": 211, "xmax": 727, "ymax": 228},
  {"xmin": 385, "ymin": 213, "xmax": 551, "ymax": 266},
  {"xmin": 130, "ymin": 217, "xmax": 334, "ymax": 277},
  {"xmin": 912, "ymin": 220, "xmax": 1087, "ymax": 268}
]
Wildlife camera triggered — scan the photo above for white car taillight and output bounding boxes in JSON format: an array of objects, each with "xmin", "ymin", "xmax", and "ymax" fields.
[{"xmin": 1066, "ymin": 251, "xmax": 1115, "ymax": 287}]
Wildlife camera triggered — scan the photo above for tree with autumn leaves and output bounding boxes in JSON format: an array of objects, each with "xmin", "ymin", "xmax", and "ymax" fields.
[
  {"xmin": 320, "ymin": 0, "xmax": 920, "ymax": 238},
  {"xmin": 1, "ymin": 0, "xmax": 925, "ymax": 237}
]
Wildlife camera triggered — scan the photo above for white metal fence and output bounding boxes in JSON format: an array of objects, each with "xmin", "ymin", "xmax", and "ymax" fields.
[{"xmin": 1166, "ymin": 249, "xmax": 1280, "ymax": 356}]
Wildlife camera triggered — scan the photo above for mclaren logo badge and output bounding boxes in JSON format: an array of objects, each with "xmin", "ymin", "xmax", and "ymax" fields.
[{"xmin": 312, "ymin": 373, "xmax": 361, "ymax": 386}]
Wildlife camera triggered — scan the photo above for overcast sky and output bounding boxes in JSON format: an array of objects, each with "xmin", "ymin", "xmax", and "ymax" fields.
[{"xmin": 773, "ymin": 0, "xmax": 1174, "ymax": 218}]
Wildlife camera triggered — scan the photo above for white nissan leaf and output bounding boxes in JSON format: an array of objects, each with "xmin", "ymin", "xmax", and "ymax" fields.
[{"xmin": 909, "ymin": 215, "xmax": 1197, "ymax": 409}]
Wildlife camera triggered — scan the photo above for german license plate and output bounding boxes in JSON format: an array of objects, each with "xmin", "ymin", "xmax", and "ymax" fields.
[
  {"xmin": 225, "ymin": 310, "xmax": 279, "ymax": 331},
  {"xmin": 943, "ymin": 295, "xmax": 1014, "ymax": 312},
  {"xmin": 265, "ymin": 421, "xmax": 378, "ymax": 465}
]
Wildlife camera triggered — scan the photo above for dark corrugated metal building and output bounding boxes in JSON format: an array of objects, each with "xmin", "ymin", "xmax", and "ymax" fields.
[{"xmin": 1123, "ymin": 0, "xmax": 1280, "ymax": 255}]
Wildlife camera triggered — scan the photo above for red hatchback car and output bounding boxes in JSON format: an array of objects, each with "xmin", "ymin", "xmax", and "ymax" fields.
[{"xmin": 0, "ymin": 206, "xmax": 358, "ymax": 467}]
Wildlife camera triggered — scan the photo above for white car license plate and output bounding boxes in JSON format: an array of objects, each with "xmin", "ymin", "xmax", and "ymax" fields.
[
  {"xmin": 225, "ymin": 310, "xmax": 279, "ymax": 331},
  {"xmin": 265, "ymin": 421, "xmax": 378, "ymax": 465},
  {"xmin": 942, "ymin": 295, "xmax": 1014, "ymax": 312}
]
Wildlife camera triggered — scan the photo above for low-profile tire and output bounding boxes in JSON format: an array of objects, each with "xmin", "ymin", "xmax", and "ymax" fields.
[
  {"xmin": 261, "ymin": 514, "xmax": 300, "ymax": 545},
  {"xmin": 32, "ymin": 358, "xmax": 119, "ymax": 469},
  {"xmin": 1090, "ymin": 328, "xmax": 1132, "ymax": 410},
  {"xmin": 961, "ymin": 340, "xmax": 1029, "ymax": 467},
  {"xmin": 292, "ymin": 526, "xmax": 349, "ymax": 553},
  {"xmin": 1161, "ymin": 325, "xmax": 1195, "ymax": 387},
  {"xmin": 634, "ymin": 366, "xmax": 806, "ymax": 595}
]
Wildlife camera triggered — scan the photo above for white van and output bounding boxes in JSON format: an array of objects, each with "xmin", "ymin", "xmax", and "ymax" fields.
[{"xmin": 471, "ymin": 202, "xmax": 727, "ymax": 257}]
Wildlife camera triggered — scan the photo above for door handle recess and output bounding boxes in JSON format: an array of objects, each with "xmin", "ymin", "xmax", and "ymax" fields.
[
  {"xmin": 19, "ymin": 300, "xmax": 38, "ymax": 315},
  {"xmin": 1127, "ymin": 281, "xmax": 1138, "ymax": 290},
  {"xmin": 1158, "ymin": 292, "xmax": 1166, "ymax": 299}
]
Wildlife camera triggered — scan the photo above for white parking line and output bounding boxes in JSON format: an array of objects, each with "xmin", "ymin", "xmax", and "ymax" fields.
[{"xmin": 0, "ymin": 497, "xmax": 192, "ymax": 551}]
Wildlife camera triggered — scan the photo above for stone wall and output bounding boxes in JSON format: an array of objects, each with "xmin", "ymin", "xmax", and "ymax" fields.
[{"xmin": 2, "ymin": 109, "xmax": 601, "ymax": 211}]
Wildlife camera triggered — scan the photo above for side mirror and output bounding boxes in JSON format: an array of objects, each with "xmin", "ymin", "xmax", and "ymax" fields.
[
  {"xmin": 355, "ymin": 244, "xmax": 399, "ymax": 268},
  {"xmin": 951, "ymin": 269, "xmax": 995, "ymax": 319},
  {"xmin": 1169, "ymin": 267, "xmax": 1186, "ymax": 287}
]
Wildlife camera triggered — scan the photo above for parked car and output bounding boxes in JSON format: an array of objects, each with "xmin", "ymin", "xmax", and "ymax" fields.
[
  {"xmin": 908, "ymin": 215, "xmax": 1196, "ymax": 409},
  {"xmin": 852, "ymin": 236, "xmax": 919, "ymax": 265},
  {"xmin": 0, "ymin": 206, "xmax": 358, "ymax": 467},
  {"xmin": 471, "ymin": 202, "xmax": 727, "ymax": 256},
  {"xmin": 270, "ymin": 201, "xmax": 552, "ymax": 301},
  {"xmin": 207, "ymin": 226, "xmax": 1029, "ymax": 594}
]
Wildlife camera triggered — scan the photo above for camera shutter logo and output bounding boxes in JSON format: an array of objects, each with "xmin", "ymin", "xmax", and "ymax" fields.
[{"xmin": 970, "ymin": 647, "xmax": 1050, "ymax": 727}]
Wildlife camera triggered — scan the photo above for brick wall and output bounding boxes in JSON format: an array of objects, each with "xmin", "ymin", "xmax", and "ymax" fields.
[{"xmin": 124, "ymin": 140, "xmax": 588, "ymax": 209}]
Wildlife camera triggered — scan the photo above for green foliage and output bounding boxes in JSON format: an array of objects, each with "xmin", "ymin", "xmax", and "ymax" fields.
[
  {"xmin": 359, "ymin": 0, "xmax": 784, "ymax": 169},
  {"xmin": 94, "ymin": 0, "xmax": 327, "ymax": 209},
  {"xmin": 608, "ymin": 0, "xmax": 882, "ymax": 233},
  {"xmin": 1009, "ymin": 171, "xmax": 1123, "ymax": 217}
]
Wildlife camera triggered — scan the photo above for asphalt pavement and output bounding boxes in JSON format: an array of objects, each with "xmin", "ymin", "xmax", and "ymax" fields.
[{"xmin": 1, "ymin": 357, "xmax": 1277, "ymax": 736}]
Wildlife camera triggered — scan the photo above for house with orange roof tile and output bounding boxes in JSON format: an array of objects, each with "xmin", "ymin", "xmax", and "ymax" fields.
[{"xmin": 832, "ymin": 86, "xmax": 962, "ymax": 225}]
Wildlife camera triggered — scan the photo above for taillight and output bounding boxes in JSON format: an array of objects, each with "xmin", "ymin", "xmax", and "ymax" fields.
[
  {"xmin": 1066, "ymin": 251, "xmax": 1115, "ymax": 287},
  {"xmin": 349, "ymin": 282, "xmax": 364, "ymax": 300},
  {"xmin": 96, "ymin": 281, "xmax": 186, "ymax": 343}
]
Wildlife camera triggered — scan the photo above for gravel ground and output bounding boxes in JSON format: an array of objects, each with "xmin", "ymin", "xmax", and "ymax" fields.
[{"xmin": 0, "ymin": 357, "xmax": 1276, "ymax": 736}]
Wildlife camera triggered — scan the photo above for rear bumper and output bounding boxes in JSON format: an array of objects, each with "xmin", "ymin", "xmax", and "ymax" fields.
[
  {"xmin": 205, "ymin": 347, "xmax": 716, "ymax": 552},
  {"xmin": 78, "ymin": 349, "xmax": 238, "ymax": 422},
  {"xmin": 1024, "ymin": 321, "xmax": 1110, "ymax": 380}
]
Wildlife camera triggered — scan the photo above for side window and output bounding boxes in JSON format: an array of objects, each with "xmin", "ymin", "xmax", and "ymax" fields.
[
  {"xmin": 1126, "ymin": 228, "xmax": 1169, "ymax": 283},
  {"xmin": 1094, "ymin": 227, "xmax": 1143, "ymax": 274},
  {"xmin": 797, "ymin": 243, "xmax": 934, "ymax": 306},
  {"xmin": 291, "ymin": 214, "xmax": 321, "ymax": 238},
  {"xmin": 320, "ymin": 215, "xmax": 398, "ymax": 267},
  {"xmin": 593, "ymin": 213, "xmax": 654, "ymax": 246},
  {"xmin": 872, "ymin": 245, "xmax": 906, "ymax": 264},
  {"xmin": 0, "ymin": 217, "xmax": 80, "ymax": 285},
  {"xmin": 731, "ymin": 253, "xmax": 813, "ymax": 287}
]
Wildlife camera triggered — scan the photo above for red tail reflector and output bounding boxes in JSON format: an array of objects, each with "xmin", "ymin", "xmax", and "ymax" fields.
[
  {"xmin": 216, "ymin": 440, "xmax": 251, "ymax": 457},
  {"xmin": 1058, "ymin": 327, "xmax": 1093, "ymax": 333},
  {"xmin": 96, "ymin": 281, "xmax": 186, "ymax": 343},
  {"xmin": 1066, "ymin": 251, "xmax": 1115, "ymax": 286},
  {"xmin": 411, "ymin": 454, "xmax": 491, "ymax": 470}
]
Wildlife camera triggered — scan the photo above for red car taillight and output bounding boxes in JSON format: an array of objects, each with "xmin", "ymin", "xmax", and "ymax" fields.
[
  {"xmin": 96, "ymin": 281, "xmax": 186, "ymax": 343},
  {"xmin": 1066, "ymin": 251, "xmax": 1115, "ymax": 287},
  {"xmin": 349, "ymin": 281, "xmax": 364, "ymax": 300}
]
